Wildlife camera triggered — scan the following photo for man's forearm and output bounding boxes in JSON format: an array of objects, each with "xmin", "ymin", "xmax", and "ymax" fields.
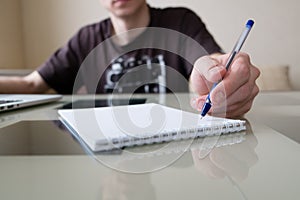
[
  {"xmin": 0, "ymin": 76, "xmax": 35, "ymax": 93},
  {"xmin": 0, "ymin": 71, "xmax": 50, "ymax": 94}
]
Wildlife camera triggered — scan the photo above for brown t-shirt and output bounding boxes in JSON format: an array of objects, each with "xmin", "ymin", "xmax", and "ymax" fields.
[{"xmin": 38, "ymin": 6, "xmax": 222, "ymax": 94}]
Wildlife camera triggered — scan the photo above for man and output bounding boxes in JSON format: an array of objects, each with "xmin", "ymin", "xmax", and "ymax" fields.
[{"xmin": 0, "ymin": 0, "xmax": 260, "ymax": 117}]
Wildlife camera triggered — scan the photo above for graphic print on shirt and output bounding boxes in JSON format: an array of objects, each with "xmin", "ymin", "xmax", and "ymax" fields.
[{"xmin": 104, "ymin": 54, "xmax": 167, "ymax": 94}]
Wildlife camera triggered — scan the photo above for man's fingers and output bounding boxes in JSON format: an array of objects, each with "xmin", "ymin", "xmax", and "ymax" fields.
[
  {"xmin": 190, "ymin": 56, "xmax": 226, "ymax": 95},
  {"xmin": 226, "ymin": 64, "xmax": 260, "ymax": 105},
  {"xmin": 195, "ymin": 56, "xmax": 227, "ymax": 83},
  {"xmin": 210, "ymin": 57, "xmax": 249, "ymax": 103}
]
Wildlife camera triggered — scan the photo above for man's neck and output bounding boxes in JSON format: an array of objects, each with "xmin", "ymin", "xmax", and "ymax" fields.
[{"xmin": 110, "ymin": 4, "xmax": 150, "ymax": 45}]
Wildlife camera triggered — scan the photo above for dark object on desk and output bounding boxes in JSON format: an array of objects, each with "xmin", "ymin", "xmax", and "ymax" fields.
[
  {"xmin": 61, "ymin": 98, "xmax": 147, "ymax": 109},
  {"xmin": 0, "ymin": 121, "xmax": 85, "ymax": 155}
]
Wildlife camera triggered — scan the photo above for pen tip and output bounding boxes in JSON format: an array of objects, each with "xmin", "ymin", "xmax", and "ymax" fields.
[{"xmin": 200, "ymin": 102, "xmax": 211, "ymax": 119}]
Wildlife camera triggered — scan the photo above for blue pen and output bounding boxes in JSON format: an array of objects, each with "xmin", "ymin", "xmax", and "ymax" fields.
[{"xmin": 200, "ymin": 19, "xmax": 255, "ymax": 118}]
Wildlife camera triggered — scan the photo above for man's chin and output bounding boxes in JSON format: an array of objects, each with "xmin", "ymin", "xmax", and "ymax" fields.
[{"xmin": 113, "ymin": 9, "xmax": 136, "ymax": 18}]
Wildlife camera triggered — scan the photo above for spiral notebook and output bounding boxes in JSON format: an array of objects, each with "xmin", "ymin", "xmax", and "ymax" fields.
[{"xmin": 58, "ymin": 103, "xmax": 246, "ymax": 151}]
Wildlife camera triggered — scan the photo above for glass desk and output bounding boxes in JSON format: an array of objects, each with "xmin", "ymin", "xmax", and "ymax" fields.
[{"xmin": 0, "ymin": 92, "xmax": 299, "ymax": 200}]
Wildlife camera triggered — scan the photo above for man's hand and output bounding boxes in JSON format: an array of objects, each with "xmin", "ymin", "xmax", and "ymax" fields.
[{"xmin": 190, "ymin": 52, "xmax": 260, "ymax": 118}]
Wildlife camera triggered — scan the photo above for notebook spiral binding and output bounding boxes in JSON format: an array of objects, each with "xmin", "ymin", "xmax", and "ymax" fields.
[{"xmin": 104, "ymin": 120, "xmax": 246, "ymax": 150}]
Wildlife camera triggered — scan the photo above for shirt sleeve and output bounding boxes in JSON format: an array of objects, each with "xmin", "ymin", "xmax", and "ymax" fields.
[
  {"xmin": 37, "ymin": 30, "xmax": 85, "ymax": 94},
  {"xmin": 180, "ymin": 9, "xmax": 223, "ymax": 55}
]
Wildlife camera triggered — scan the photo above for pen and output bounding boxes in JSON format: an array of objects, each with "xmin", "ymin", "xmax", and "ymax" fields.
[{"xmin": 200, "ymin": 19, "xmax": 255, "ymax": 118}]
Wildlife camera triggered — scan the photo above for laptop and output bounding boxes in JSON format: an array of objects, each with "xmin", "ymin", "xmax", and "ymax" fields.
[{"xmin": 0, "ymin": 94, "xmax": 62, "ymax": 112}]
